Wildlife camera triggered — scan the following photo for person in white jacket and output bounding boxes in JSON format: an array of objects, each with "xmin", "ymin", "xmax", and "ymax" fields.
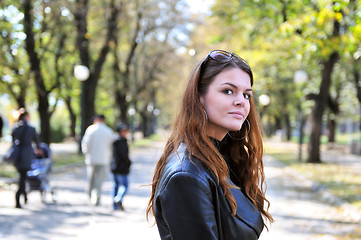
[{"xmin": 82, "ymin": 114, "xmax": 113, "ymax": 206}]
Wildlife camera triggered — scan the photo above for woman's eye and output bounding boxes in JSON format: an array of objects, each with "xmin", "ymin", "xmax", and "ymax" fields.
[
  {"xmin": 244, "ymin": 93, "xmax": 252, "ymax": 100},
  {"xmin": 223, "ymin": 89, "xmax": 233, "ymax": 95}
]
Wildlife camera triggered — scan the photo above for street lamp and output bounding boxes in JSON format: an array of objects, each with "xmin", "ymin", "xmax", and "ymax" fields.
[
  {"xmin": 294, "ymin": 70, "xmax": 308, "ymax": 84},
  {"xmin": 259, "ymin": 94, "xmax": 270, "ymax": 135},
  {"xmin": 147, "ymin": 103, "xmax": 154, "ymax": 112},
  {"xmin": 259, "ymin": 94, "xmax": 270, "ymax": 117},
  {"xmin": 294, "ymin": 70, "xmax": 308, "ymax": 161},
  {"xmin": 74, "ymin": 65, "xmax": 90, "ymax": 81},
  {"xmin": 259, "ymin": 94, "xmax": 270, "ymax": 107},
  {"xmin": 188, "ymin": 49, "xmax": 196, "ymax": 56},
  {"xmin": 153, "ymin": 108, "xmax": 160, "ymax": 116},
  {"xmin": 74, "ymin": 64, "xmax": 90, "ymax": 154},
  {"xmin": 128, "ymin": 106, "xmax": 136, "ymax": 143}
]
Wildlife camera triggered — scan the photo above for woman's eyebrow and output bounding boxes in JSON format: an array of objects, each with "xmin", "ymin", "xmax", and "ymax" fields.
[{"xmin": 221, "ymin": 82, "xmax": 253, "ymax": 92}]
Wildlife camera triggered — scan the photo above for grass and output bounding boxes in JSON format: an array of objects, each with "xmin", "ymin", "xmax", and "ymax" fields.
[
  {"xmin": 0, "ymin": 153, "xmax": 85, "ymax": 179},
  {"xmin": 130, "ymin": 133, "xmax": 165, "ymax": 148},
  {"xmin": 335, "ymin": 132, "xmax": 361, "ymax": 145},
  {"xmin": 264, "ymin": 140, "xmax": 361, "ymax": 210},
  {"xmin": 290, "ymin": 132, "xmax": 361, "ymax": 146},
  {"xmin": 51, "ymin": 153, "xmax": 85, "ymax": 168},
  {"xmin": 0, "ymin": 164, "xmax": 18, "ymax": 178}
]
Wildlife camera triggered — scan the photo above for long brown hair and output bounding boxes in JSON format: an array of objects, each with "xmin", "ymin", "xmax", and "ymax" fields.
[{"xmin": 146, "ymin": 51, "xmax": 273, "ymax": 226}]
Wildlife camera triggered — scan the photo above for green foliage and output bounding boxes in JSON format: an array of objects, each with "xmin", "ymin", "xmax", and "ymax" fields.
[
  {"xmin": 0, "ymin": 164, "xmax": 17, "ymax": 178},
  {"xmin": 0, "ymin": 0, "xmax": 193, "ymax": 140},
  {"xmin": 51, "ymin": 125, "xmax": 66, "ymax": 143},
  {"xmin": 52, "ymin": 153, "xmax": 84, "ymax": 168},
  {"xmin": 207, "ymin": 0, "xmax": 361, "ymax": 142}
]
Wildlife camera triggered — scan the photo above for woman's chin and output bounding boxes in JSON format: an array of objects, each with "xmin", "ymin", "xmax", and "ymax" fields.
[{"xmin": 229, "ymin": 124, "xmax": 243, "ymax": 132}]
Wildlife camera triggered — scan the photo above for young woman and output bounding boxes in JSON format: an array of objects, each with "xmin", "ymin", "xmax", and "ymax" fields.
[{"xmin": 147, "ymin": 50, "xmax": 273, "ymax": 239}]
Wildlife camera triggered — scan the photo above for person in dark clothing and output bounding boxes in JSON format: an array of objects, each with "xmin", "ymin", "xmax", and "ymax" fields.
[
  {"xmin": 111, "ymin": 123, "xmax": 131, "ymax": 210},
  {"xmin": 12, "ymin": 110, "xmax": 41, "ymax": 208},
  {"xmin": 0, "ymin": 115, "xmax": 3, "ymax": 139}
]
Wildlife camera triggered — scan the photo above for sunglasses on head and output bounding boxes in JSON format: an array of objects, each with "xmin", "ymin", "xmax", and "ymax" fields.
[{"xmin": 205, "ymin": 50, "xmax": 251, "ymax": 69}]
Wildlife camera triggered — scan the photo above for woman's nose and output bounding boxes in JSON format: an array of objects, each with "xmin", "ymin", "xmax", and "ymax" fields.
[{"xmin": 234, "ymin": 94, "xmax": 246, "ymax": 107}]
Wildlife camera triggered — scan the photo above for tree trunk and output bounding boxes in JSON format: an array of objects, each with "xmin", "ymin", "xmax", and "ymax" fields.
[
  {"xmin": 65, "ymin": 96, "xmax": 77, "ymax": 138},
  {"xmin": 74, "ymin": 0, "xmax": 121, "ymax": 142},
  {"xmin": 15, "ymin": 96, "xmax": 26, "ymax": 110},
  {"xmin": 284, "ymin": 113, "xmax": 292, "ymax": 141},
  {"xmin": 23, "ymin": 0, "xmax": 51, "ymax": 144},
  {"xmin": 353, "ymin": 59, "xmax": 361, "ymax": 154},
  {"xmin": 36, "ymin": 71, "xmax": 51, "ymax": 144},
  {"xmin": 140, "ymin": 110, "xmax": 152, "ymax": 138},
  {"xmin": 117, "ymin": 92, "xmax": 128, "ymax": 124},
  {"xmin": 353, "ymin": 60, "xmax": 361, "ymax": 131},
  {"xmin": 113, "ymin": 52, "xmax": 129, "ymax": 124},
  {"xmin": 327, "ymin": 117, "xmax": 337, "ymax": 149},
  {"xmin": 307, "ymin": 52, "xmax": 338, "ymax": 163},
  {"xmin": 274, "ymin": 116, "xmax": 282, "ymax": 130},
  {"xmin": 112, "ymin": 8, "xmax": 140, "ymax": 125},
  {"xmin": 307, "ymin": 6, "xmax": 340, "ymax": 163},
  {"xmin": 74, "ymin": 0, "xmax": 91, "ymax": 140}
]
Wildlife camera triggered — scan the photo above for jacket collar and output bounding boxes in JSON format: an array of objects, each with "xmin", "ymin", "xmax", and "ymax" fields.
[{"xmin": 177, "ymin": 142, "xmax": 264, "ymax": 237}]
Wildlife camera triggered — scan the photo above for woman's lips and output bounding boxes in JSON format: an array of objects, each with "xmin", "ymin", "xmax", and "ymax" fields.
[{"xmin": 229, "ymin": 111, "xmax": 244, "ymax": 119}]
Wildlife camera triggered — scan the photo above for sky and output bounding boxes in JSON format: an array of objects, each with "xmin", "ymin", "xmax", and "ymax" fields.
[{"xmin": 186, "ymin": 0, "xmax": 215, "ymax": 14}]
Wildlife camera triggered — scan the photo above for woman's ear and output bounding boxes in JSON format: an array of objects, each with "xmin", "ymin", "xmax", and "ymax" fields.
[{"xmin": 199, "ymin": 95, "xmax": 205, "ymax": 106}]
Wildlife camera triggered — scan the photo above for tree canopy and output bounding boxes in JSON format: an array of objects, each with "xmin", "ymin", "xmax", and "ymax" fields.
[{"xmin": 1, "ymin": 0, "xmax": 360, "ymax": 159}]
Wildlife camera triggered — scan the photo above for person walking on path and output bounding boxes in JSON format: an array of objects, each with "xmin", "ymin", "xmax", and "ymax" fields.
[
  {"xmin": 12, "ymin": 109, "xmax": 41, "ymax": 208},
  {"xmin": 0, "ymin": 115, "xmax": 3, "ymax": 140},
  {"xmin": 82, "ymin": 114, "xmax": 113, "ymax": 206},
  {"xmin": 111, "ymin": 123, "xmax": 132, "ymax": 211},
  {"xmin": 147, "ymin": 50, "xmax": 273, "ymax": 239}
]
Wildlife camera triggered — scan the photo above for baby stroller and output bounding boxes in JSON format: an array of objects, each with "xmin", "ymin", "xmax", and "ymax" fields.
[{"xmin": 26, "ymin": 142, "xmax": 56, "ymax": 203}]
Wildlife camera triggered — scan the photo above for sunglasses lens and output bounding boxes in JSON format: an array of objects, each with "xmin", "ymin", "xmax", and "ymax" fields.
[{"xmin": 209, "ymin": 50, "xmax": 232, "ymax": 61}]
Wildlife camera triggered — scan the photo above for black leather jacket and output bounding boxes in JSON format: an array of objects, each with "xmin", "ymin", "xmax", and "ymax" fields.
[{"xmin": 154, "ymin": 143, "xmax": 264, "ymax": 240}]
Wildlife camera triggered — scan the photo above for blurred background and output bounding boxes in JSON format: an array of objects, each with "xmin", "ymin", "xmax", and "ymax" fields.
[
  {"xmin": 0, "ymin": 0, "xmax": 361, "ymax": 238},
  {"xmin": 1, "ymin": 0, "xmax": 360, "ymax": 156}
]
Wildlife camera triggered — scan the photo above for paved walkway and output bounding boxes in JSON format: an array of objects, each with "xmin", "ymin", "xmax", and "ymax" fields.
[
  {"xmin": 0, "ymin": 140, "xmax": 360, "ymax": 239},
  {"xmin": 261, "ymin": 155, "xmax": 361, "ymax": 240},
  {"xmin": 0, "ymin": 142, "xmax": 163, "ymax": 240},
  {"xmin": 261, "ymin": 141, "xmax": 361, "ymax": 239}
]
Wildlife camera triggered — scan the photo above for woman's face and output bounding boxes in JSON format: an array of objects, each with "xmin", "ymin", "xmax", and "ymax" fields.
[{"xmin": 200, "ymin": 67, "xmax": 252, "ymax": 140}]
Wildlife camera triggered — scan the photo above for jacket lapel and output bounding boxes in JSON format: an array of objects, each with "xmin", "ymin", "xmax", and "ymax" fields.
[{"xmin": 229, "ymin": 181, "xmax": 264, "ymax": 237}]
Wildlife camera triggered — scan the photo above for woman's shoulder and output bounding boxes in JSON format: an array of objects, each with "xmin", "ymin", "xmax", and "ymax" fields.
[
  {"xmin": 159, "ymin": 143, "xmax": 216, "ymax": 188},
  {"xmin": 170, "ymin": 143, "xmax": 206, "ymax": 169}
]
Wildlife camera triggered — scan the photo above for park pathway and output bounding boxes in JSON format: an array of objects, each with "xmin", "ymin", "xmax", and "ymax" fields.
[
  {"xmin": 0, "ymin": 142, "xmax": 163, "ymax": 240},
  {"xmin": 260, "ymin": 155, "xmax": 361, "ymax": 240},
  {"xmin": 0, "ymin": 140, "xmax": 360, "ymax": 239}
]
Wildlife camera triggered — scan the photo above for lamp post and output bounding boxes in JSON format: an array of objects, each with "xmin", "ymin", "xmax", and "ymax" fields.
[
  {"xmin": 188, "ymin": 49, "xmax": 196, "ymax": 56},
  {"xmin": 147, "ymin": 103, "xmax": 154, "ymax": 136},
  {"xmin": 128, "ymin": 106, "xmax": 136, "ymax": 143},
  {"xmin": 259, "ymin": 94, "xmax": 270, "ymax": 135},
  {"xmin": 259, "ymin": 94, "xmax": 270, "ymax": 106},
  {"xmin": 153, "ymin": 108, "xmax": 160, "ymax": 134},
  {"xmin": 294, "ymin": 70, "xmax": 308, "ymax": 161},
  {"xmin": 259, "ymin": 94, "xmax": 270, "ymax": 117},
  {"xmin": 358, "ymin": 105, "xmax": 361, "ymax": 155},
  {"xmin": 74, "ymin": 65, "xmax": 90, "ymax": 154}
]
